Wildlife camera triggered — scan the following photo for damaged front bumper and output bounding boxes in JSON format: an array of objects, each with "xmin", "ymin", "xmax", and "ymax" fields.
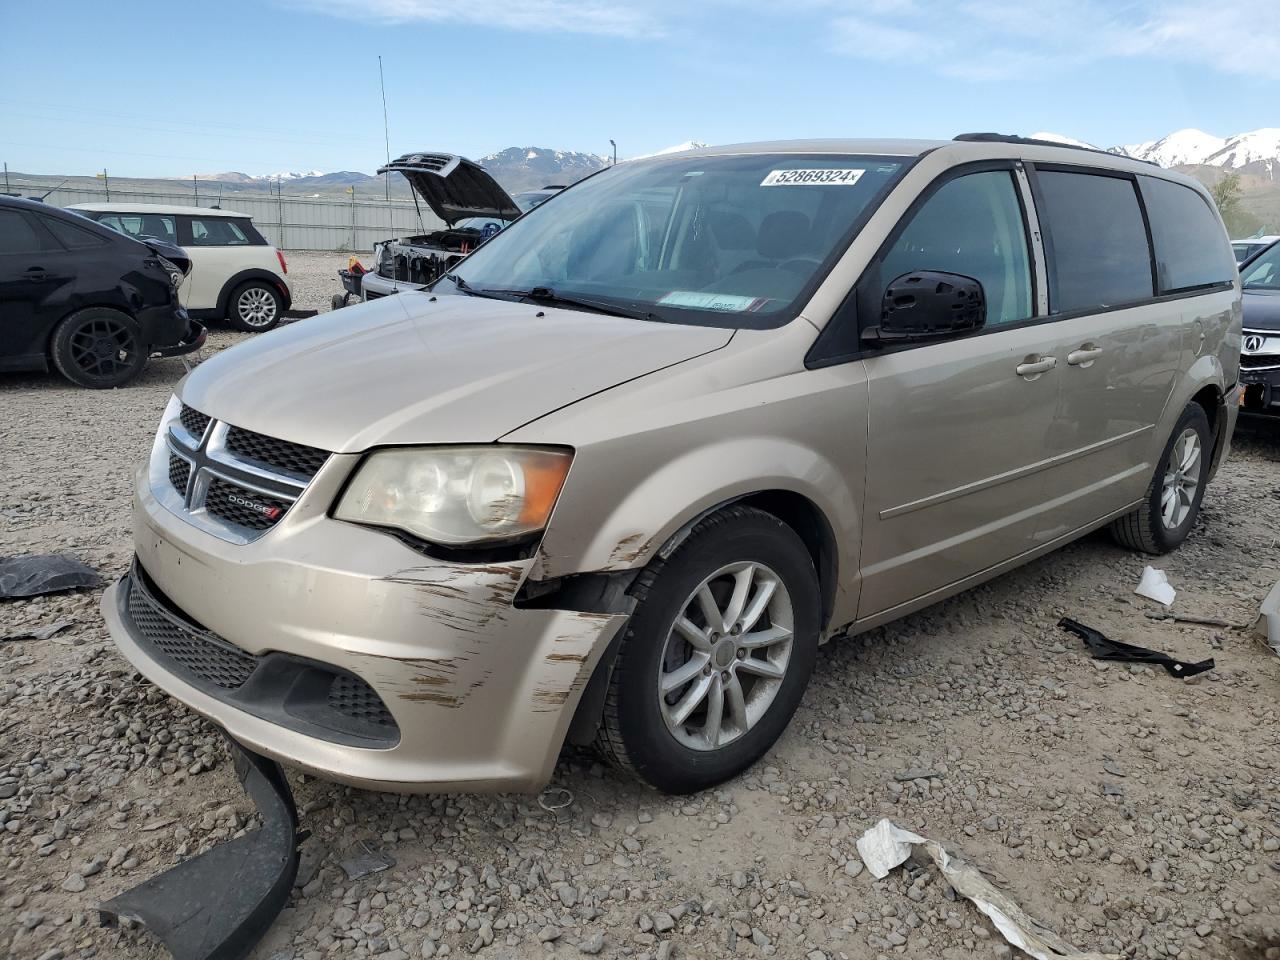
[{"xmin": 100, "ymin": 472, "xmax": 627, "ymax": 793}]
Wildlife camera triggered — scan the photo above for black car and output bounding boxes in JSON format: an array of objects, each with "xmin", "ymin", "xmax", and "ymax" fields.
[
  {"xmin": 1239, "ymin": 239, "xmax": 1280, "ymax": 418},
  {"xmin": 0, "ymin": 196, "xmax": 206, "ymax": 388}
]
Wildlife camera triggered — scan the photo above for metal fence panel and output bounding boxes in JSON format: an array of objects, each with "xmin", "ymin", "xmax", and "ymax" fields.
[{"xmin": 34, "ymin": 184, "xmax": 441, "ymax": 252}]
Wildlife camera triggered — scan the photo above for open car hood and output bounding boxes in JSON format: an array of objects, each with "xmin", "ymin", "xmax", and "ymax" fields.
[{"xmin": 378, "ymin": 153, "xmax": 522, "ymax": 226}]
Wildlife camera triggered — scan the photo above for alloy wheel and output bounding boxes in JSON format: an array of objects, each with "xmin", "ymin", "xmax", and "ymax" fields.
[
  {"xmin": 68, "ymin": 318, "xmax": 137, "ymax": 380},
  {"xmin": 657, "ymin": 561, "xmax": 794, "ymax": 751},
  {"xmin": 237, "ymin": 286, "xmax": 278, "ymax": 327},
  {"xmin": 1160, "ymin": 427, "xmax": 1201, "ymax": 529}
]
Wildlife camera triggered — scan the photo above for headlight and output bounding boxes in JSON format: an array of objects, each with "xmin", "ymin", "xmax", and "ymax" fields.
[{"xmin": 334, "ymin": 446, "xmax": 573, "ymax": 546}]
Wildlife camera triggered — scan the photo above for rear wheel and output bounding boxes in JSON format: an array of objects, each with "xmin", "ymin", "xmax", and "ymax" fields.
[
  {"xmin": 50, "ymin": 308, "xmax": 146, "ymax": 389},
  {"xmin": 227, "ymin": 280, "xmax": 282, "ymax": 332},
  {"xmin": 1111, "ymin": 403, "xmax": 1213, "ymax": 553},
  {"xmin": 596, "ymin": 506, "xmax": 819, "ymax": 793}
]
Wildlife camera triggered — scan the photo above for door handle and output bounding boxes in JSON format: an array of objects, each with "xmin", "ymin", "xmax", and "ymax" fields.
[
  {"xmin": 24, "ymin": 266, "xmax": 47, "ymax": 279},
  {"xmin": 1015, "ymin": 355, "xmax": 1057, "ymax": 379},
  {"xmin": 1067, "ymin": 346, "xmax": 1103, "ymax": 366}
]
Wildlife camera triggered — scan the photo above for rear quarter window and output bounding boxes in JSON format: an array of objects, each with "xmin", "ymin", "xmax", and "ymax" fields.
[
  {"xmin": 1035, "ymin": 169, "xmax": 1154, "ymax": 313},
  {"xmin": 186, "ymin": 217, "xmax": 252, "ymax": 246},
  {"xmin": 1139, "ymin": 176, "xmax": 1235, "ymax": 293},
  {"xmin": 43, "ymin": 215, "xmax": 111, "ymax": 249}
]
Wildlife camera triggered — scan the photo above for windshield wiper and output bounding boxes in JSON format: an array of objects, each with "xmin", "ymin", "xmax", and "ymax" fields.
[
  {"xmin": 439, "ymin": 273, "xmax": 509, "ymax": 301},
  {"xmin": 480, "ymin": 286, "xmax": 661, "ymax": 322}
]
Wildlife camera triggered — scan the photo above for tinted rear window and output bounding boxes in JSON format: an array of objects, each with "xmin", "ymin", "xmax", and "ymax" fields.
[
  {"xmin": 0, "ymin": 209, "xmax": 50, "ymax": 254},
  {"xmin": 44, "ymin": 215, "xmax": 111, "ymax": 249},
  {"xmin": 1037, "ymin": 170, "xmax": 1153, "ymax": 313},
  {"xmin": 1139, "ymin": 176, "xmax": 1234, "ymax": 293}
]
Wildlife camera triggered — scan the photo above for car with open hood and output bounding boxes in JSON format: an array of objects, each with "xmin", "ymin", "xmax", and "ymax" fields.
[
  {"xmin": 1238, "ymin": 238, "xmax": 1280, "ymax": 417},
  {"xmin": 101, "ymin": 136, "xmax": 1239, "ymax": 795},
  {"xmin": 0, "ymin": 195, "xmax": 204, "ymax": 388},
  {"xmin": 359, "ymin": 152, "xmax": 560, "ymax": 301}
]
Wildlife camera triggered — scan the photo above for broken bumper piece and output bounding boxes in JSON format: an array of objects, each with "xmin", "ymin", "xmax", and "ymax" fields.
[
  {"xmin": 1058, "ymin": 617, "xmax": 1214, "ymax": 677},
  {"xmin": 99, "ymin": 734, "xmax": 300, "ymax": 960}
]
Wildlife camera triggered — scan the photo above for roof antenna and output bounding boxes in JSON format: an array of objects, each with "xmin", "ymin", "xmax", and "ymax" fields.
[
  {"xmin": 37, "ymin": 177, "xmax": 70, "ymax": 201},
  {"xmin": 379, "ymin": 55, "xmax": 391, "ymax": 206}
]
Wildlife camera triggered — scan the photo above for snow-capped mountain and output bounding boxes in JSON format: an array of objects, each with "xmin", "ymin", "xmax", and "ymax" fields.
[
  {"xmin": 1034, "ymin": 128, "xmax": 1279, "ymax": 179},
  {"xmin": 475, "ymin": 147, "xmax": 607, "ymax": 193}
]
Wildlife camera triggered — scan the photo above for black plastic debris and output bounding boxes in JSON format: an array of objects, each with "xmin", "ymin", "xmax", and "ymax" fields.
[
  {"xmin": 0, "ymin": 554, "xmax": 100, "ymax": 599},
  {"xmin": 1058, "ymin": 617, "xmax": 1215, "ymax": 678},
  {"xmin": 99, "ymin": 735, "xmax": 302, "ymax": 960},
  {"xmin": 1, "ymin": 619, "xmax": 73, "ymax": 642}
]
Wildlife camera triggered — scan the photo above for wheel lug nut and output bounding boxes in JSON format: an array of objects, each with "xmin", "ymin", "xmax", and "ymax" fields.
[
  {"xmin": 721, "ymin": 671, "xmax": 730, "ymax": 681},
  {"xmin": 730, "ymin": 624, "xmax": 741, "ymax": 636},
  {"xmin": 703, "ymin": 664, "xmax": 712, "ymax": 676},
  {"xmin": 737, "ymin": 648, "xmax": 745, "ymax": 658}
]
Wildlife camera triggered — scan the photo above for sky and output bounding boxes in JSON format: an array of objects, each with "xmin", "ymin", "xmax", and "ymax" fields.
[{"xmin": 0, "ymin": 0, "xmax": 1275, "ymax": 178}]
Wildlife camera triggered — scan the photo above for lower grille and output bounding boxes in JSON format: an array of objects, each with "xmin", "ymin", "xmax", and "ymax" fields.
[
  {"xmin": 328, "ymin": 674, "xmax": 396, "ymax": 728},
  {"xmin": 126, "ymin": 572, "xmax": 258, "ymax": 690},
  {"xmin": 204, "ymin": 478, "xmax": 288, "ymax": 531},
  {"xmin": 122, "ymin": 565, "xmax": 399, "ymax": 746}
]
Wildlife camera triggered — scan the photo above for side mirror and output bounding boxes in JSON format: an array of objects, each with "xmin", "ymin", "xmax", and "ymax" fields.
[{"xmin": 865, "ymin": 271, "xmax": 986, "ymax": 344}]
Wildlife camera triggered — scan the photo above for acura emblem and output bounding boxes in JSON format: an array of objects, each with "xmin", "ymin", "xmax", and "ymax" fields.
[{"xmin": 1243, "ymin": 334, "xmax": 1265, "ymax": 353}]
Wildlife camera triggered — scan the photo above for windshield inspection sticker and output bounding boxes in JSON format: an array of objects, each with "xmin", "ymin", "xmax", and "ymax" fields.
[
  {"xmin": 761, "ymin": 168, "xmax": 865, "ymax": 186},
  {"xmin": 659, "ymin": 291, "xmax": 771, "ymax": 312}
]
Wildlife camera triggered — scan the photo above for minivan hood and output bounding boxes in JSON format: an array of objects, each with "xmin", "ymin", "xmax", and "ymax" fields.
[
  {"xmin": 378, "ymin": 152, "xmax": 521, "ymax": 226},
  {"xmin": 1243, "ymin": 289, "xmax": 1280, "ymax": 332},
  {"xmin": 179, "ymin": 294, "xmax": 733, "ymax": 452}
]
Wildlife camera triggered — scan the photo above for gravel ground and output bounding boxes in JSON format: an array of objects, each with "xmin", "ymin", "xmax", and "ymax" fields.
[{"xmin": 2, "ymin": 257, "xmax": 1279, "ymax": 960}]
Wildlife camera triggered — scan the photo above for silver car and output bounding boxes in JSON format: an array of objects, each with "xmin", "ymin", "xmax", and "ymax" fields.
[{"xmin": 101, "ymin": 136, "xmax": 1241, "ymax": 794}]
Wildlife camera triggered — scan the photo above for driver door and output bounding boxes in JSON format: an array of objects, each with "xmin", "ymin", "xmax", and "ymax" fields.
[{"xmin": 856, "ymin": 164, "xmax": 1064, "ymax": 619}]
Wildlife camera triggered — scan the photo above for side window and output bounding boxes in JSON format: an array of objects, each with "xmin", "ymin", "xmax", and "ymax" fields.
[
  {"xmin": 187, "ymin": 217, "xmax": 250, "ymax": 246},
  {"xmin": 878, "ymin": 170, "xmax": 1032, "ymax": 327},
  {"xmin": 1035, "ymin": 170, "xmax": 1153, "ymax": 312},
  {"xmin": 42, "ymin": 215, "xmax": 110, "ymax": 249},
  {"xmin": 1139, "ymin": 176, "xmax": 1235, "ymax": 293},
  {"xmin": 0, "ymin": 210, "xmax": 54, "ymax": 254}
]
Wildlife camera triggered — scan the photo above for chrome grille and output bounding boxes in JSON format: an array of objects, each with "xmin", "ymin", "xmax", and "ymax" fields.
[
  {"xmin": 226, "ymin": 427, "xmax": 329, "ymax": 479},
  {"xmin": 154, "ymin": 404, "xmax": 331, "ymax": 544},
  {"xmin": 1241, "ymin": 330, "xmax": 1280, "ymax": 371},
  {"xmin": 1241, "ymin": 353, "xmax": 1280, "ymax": 370},
  {"xmin": 168, "ymin": 455, "xmax": 191, "ymax": 496},
  {"xmin": 179, "ymin": 404, "xmax": 210, "ymax": 440},
  {"xmin": 204, "ymin": 478, "xmax": 288, "ymax": 530}
]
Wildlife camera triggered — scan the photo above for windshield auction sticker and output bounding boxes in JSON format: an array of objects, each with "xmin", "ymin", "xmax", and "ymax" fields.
[
  {"xmin": 760, "ymin": 168, "xmax": 865, "ymax": 186},
  {"xmin": 659, "ymin": 291, "xmax": 772, "ymax": 312}
]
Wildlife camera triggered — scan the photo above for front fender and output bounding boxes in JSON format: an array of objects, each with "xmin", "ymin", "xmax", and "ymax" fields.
[{"xmin": 538, "ymin": 435, "xmax": 858, "ymax": 575}]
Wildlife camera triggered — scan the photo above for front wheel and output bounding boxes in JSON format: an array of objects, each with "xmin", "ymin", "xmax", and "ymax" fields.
[
  {"xmin": 1111, "ymin": 403, "xmax": 1213, "ymax": 554},
  {"xmin": 227, "ymin": 281, "xmax": 282, "ymax": 332},
  {"xmin": 596, "ymin": 506, "xmax": 819, "ymax": 793}
]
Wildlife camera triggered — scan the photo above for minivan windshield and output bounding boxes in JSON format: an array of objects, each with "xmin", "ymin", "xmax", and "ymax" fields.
[
  {"xmin": 443, "ymin": 153, "xmax": 908, "ymax": 328},
  {"xmin": 1241, "ymin": 243, "xmax": 1280, "ymax": 291}
]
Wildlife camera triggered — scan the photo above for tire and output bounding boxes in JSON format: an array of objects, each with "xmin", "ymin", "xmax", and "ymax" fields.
[
  {"xmin": 596, "ymin": 505, "xmax": 820, "ymax": 793},
  {"xmin": 50, "ymin": 307, "xmax": 146, "ymax": 389},
  {"xmin": 1110, "ymin": 403, "xmax": 1213, "ymax": 554},
  {"xmin": 226, "ymin": 280, "xmax": 282, "ymax": 332}
]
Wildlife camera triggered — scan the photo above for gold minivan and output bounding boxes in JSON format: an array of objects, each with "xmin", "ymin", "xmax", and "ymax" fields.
[{"xmin": 102, "ymin": 136, "xmax": 1241, "ymax": 794}]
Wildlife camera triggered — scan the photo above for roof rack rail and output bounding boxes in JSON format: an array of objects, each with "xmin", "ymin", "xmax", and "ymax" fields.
[{"xmin": 953, "ymin": 132, "xmax": 1158, "ymax": 165}]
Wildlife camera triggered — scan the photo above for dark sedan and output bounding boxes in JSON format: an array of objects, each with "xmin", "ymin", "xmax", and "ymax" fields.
[
  {"xmin": 1239, "ymin": 238, "xmax": 1280, "ymax": 418},
  {"xmin": 0, "ymin": 196, "xmax": 205, "ymax": 388}
]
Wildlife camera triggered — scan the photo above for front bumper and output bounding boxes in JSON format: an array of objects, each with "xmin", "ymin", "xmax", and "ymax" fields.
[
  {"xmin": 1240, "ymin": 365, "xmax": 1280, "ymax": 417},
  {"xmin": 101, "ymin": 464, "xmax": 626, "ymax": 793}
]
